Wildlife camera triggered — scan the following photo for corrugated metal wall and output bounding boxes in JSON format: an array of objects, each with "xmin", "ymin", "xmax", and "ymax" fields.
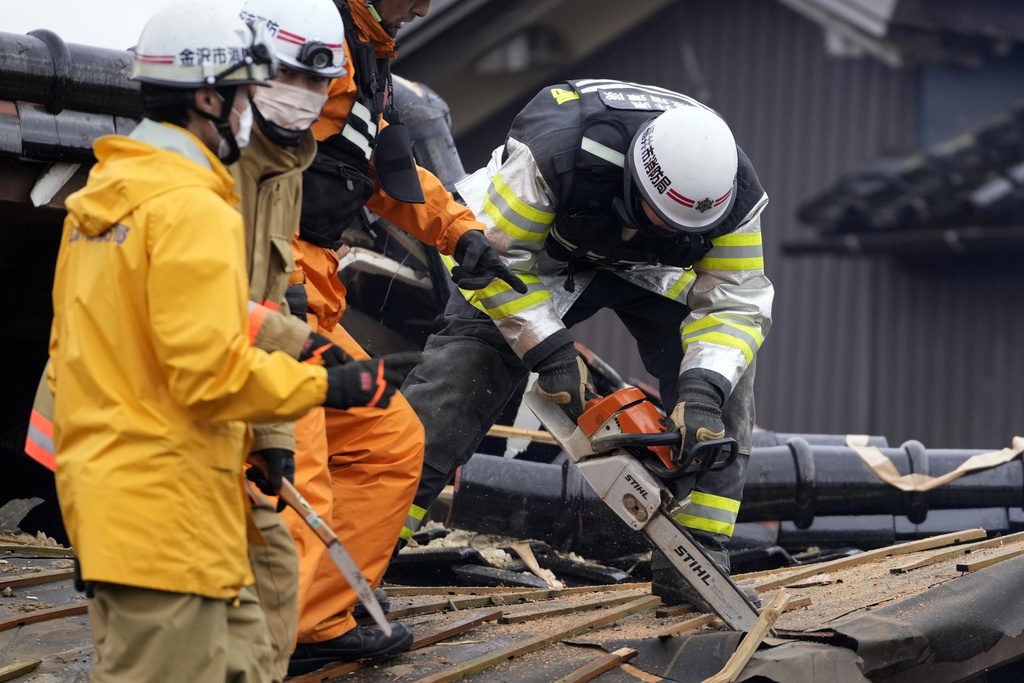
[{"xmin": 455, "ymin": 0, "xmax": 1024, "ymax": 449}]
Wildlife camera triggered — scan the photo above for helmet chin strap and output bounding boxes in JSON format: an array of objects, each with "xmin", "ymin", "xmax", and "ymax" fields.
[{"xmin": 192, "ymin": 87, "xmax": 242, "ymax": 164}]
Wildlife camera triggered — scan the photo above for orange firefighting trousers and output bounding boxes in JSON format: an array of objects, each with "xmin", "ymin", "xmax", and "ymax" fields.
[{"xmin": 283, "ymin": 240, "xmax": 424, "ymax": 643}]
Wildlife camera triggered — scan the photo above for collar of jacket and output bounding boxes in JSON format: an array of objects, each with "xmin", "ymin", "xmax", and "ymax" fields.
[
  {"xmin": 348, "ymin": 0, "xmax": 397, "ymax": 58},
  {"xmin": 236, "ymin": 126, "xmax": 317, "ymax": 180},
  {"xmin": 65, "ymin": 120, "xmax": 239, "ymax": 238}
]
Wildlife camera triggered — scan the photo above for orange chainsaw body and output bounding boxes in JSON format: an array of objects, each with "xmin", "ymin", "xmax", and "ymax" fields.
[{"xmin": 577, "ymin": 387, "xmax": 675, "ymax": 469}]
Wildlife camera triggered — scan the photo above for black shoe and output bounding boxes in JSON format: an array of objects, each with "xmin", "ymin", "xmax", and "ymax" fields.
[
  {"xmin": 352, "ymin": 587, "xmax": 391, "ymax": 620},
  {"xmin": 287, "ymin": 622, "xmax": 413, "ymax": 676}
]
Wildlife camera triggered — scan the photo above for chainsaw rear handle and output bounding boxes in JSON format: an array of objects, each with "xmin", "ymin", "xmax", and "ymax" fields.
[{"xmin": 590, "ymin": 433, "xmax": 739, "ymax": 481}]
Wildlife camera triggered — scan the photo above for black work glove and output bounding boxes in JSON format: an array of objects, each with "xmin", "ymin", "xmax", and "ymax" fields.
[
  {"xmin": 669, "ymin": 378, "xmax": 726, "ymax": 464},
  {"xmin": 299, "ymin": 331, "xmax": 350, "ymax": 367},
  {"xmin": 450, "ymin": 230, "xmax": 528, "ymax": 294},
  {"xmin": 246, "ymin": 448, "xmax": 295, "ymax": 511},
  {"xmin": 285, "ymin": 283, "xmax": 309, "ymax": 321},
  {"xmin": 534, "ymin": 343, "xmax": 596, "ymax": 423},
  {"xmin": 324, "ymin": 351, "xmax": 423, "ymax": 410}
]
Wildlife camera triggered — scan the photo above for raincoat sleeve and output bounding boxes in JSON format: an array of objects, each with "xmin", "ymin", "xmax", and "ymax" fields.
[
  {"xmin": 148, "ymin": 189, "xmax": 327, "ymax": 422},
  {"xmin": 451, "ymin": 137, "xmax": 572, "ymax": 366},
  {"xmin": 680, "ymin": 197, "xmax": 773, "ymax": 399}
]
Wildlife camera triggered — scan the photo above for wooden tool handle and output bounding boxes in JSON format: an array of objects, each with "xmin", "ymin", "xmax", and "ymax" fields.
[{"xmin": 278, "ymin": 480, "xmax": 338, "ymax": 546}]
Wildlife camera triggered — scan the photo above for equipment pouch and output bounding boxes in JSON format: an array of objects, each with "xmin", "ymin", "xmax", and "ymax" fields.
[
  {"xmin": 300, "ymin": 154, "xmax": 376, "ymax": 248},
  {"xmin": 374, "ymin": 121, "xmax": 425, "ymax": 204}
]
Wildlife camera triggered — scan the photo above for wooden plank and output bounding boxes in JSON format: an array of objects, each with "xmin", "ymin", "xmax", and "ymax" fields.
[
  {"xmin": 0, "ymin": 603, "xmax": 87, "ymax": 632},
  {"xmin": 552, "ymin": 647, "xmax": 637, "ymax": 683},
  {"xmin": 0, "ymin": 544, "xmax": 75, "ymax": 558},
  {"xmin": 487, "ymin": 424, "xmax": 558, "ymax": 445},
  {"xmin": 748, "ymin": 528, "xmax": 988, "ymax": 591},
  {"xmin": 386, "ymin": 582, "xmax": 649, "ymax": 597},
  {"xmin": 287, "ymin": 609, "xmax": 503, "ymax": 683},
  {"xmin": 701, "ymin": 591, "xmax": 790, "ymax": 683},
  {"xmin": 654, "ymin": 613, "xmax": 717, "ymax": 639},
  {"xmin": 389, "ymin": 585, "xmax": 649, "ymax": 619},
  {"xmin": 956, "ymin": 547, "xmax": 1024, "ymax": 573},
  {"xmin": 412, "ymin": 595, "xmax": 661, "ymax": 683},
  {"xmin": 891, "ymin": 531, "xmax": 1024, "ymax": 574},
  {"xmin": 0, "ymin": 569, "xmax": 74, "ymax": 590},
  {"xmin": 499, "ymin": 592, "xmax": 645, "ymax": 624},
  {"xmin": 0, "ymin": 660, "xmax": 41, "ymax": 683}
]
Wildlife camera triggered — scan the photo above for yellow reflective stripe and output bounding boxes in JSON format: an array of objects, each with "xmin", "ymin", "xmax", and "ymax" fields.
[
  {"xmin": 682, "ymin": 315, "xmax": 763, "ymax": 363},
  {"xmin": 698, "ymin": 256, "xmax": 764, "ymax": 270},
  {"xmin": 551, "ymin": 87, "xmax": 580, "ymax": 104},
  {"xmin": 475, "ymin": 290, "xmax": 551, "ymax": 319},
  {"xmin": 672, "ymin": 512, "xmax": 735, "ymax": 537},
  {"xmin": 683, "ymin": 331, "xmax": 756, "ymax": 364},
  {"xmin": 408, "ymin": 504, "xmax": 427, "ymax": 521},
  {"xmin": 691, "ymin": 491, "xmax": 741, "ymax": 514},
  {"xmin": 399, "ymin": 526, "xmax": 415, "ymax": 540},
  {"xmin": 485, "ymin": 173, "xmax": 555, "ymax": 244},
  {"xmin": 711, "ymin": 233, "xmax": 762, "ymax": 247},
  {"xmin": 666, "ymin": 270, "xmax": 697, "ymax": 301},
  {"xmin": 399, "ymin": 505, "xmax": 429, "ymax": 541}
]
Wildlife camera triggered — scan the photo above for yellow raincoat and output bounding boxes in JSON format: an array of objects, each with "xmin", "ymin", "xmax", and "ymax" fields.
[{"xmin": 48, "ymin": 121, "xmax": 328, "ymax": 599}]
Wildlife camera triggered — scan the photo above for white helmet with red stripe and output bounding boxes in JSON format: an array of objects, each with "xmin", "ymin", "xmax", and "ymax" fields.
[
  {"xmin": 627, "ymin": 104, "xmax": 739, "ymax": 234},
  {"xmin": 241, "ymin": 0, "xmax": 346, "ymax": 78},
  {"xmin": 132, "ymin": 3, "xmax": 274, "ymax": 87}
]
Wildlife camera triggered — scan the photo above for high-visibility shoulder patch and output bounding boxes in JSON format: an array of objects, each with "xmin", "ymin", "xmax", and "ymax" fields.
[{"xmin": 551, "ymin": 88, "xmax": 580, "ymax": 105}]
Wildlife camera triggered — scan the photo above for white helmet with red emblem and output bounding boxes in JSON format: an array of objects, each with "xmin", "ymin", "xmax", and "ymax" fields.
[
  {"xmin": 241, "ymin": 0, "xmax": 346, "ymax": 78},
  {"xmin": 627, "ymin": 104, "xmax": 739, "ymax": 234}
]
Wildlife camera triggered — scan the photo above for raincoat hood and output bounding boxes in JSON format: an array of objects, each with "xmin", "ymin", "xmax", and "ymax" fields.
[{"xmin": 66, "ymin": 119, "xmax": 239, "ymax": 238}]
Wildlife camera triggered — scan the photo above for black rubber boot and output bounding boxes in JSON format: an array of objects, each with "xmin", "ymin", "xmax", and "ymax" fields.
[
  {"xmin": 352, "ymin": 587, "xmax": 391, "ymax": 620},
  {"xmin": 287, "ymin": 622, "xmax": 413, "ymax": 676}
]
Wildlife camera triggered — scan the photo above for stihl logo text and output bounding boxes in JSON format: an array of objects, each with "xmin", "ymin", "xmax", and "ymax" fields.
[
  {"xmin": 624, "ymin": 474, "xmax": 649, "ymax": 500},
  {"xmin": 673, "ymin": 545, "xmax": 712, "ymax": 585}
]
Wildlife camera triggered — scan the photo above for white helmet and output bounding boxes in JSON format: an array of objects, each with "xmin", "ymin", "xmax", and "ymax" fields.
[
  {"xmin": 132, "ymin": 2, "xmax": 275, "ymax": 88},
  {"xmin": 241, "ymin": 0, "xmax": 346, "ymax": 78},
  {"xmin": 627, "ymin": 105, "xmax": 739, "ymax": 233}
]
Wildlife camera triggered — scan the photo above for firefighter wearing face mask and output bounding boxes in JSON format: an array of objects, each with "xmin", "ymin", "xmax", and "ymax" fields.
[
  {"xmin": 276, "ymin": 0, "xmax": 525, "ymax": 674},
  {"xmin": 399, "ymin": 79, "xmax": 774, "ymax": 609}
]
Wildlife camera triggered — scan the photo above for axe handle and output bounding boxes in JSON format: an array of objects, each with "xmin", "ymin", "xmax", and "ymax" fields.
[{"xmin": 278, "ymin": 480, "xmax": 337, "ymax": 547}]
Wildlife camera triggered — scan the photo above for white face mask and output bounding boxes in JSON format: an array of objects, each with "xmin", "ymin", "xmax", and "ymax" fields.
[
  {"xmin": 212, "ymin": 104, "xmax": 253, "ymax": 160},
  {"xmin": 253, "ymin": 80, "xmax": 328, "ymax": 132}
]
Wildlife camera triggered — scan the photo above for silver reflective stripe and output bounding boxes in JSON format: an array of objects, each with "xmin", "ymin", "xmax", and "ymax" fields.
[
  {"xmin": 341, "ymin": 123, "xmax": 373, "ymax": 160},
  {"xmin": 706, "ymin": 244, "xmax": 763, "ymax": 260},
  {"xmin": 475, "ymin": 280, "xmax": 548, "ymax": 311},
  {"xmin": 486, "ymin": 182, "xmax": 552, "ymax": 238},
  {"xmin": 682, "ymin": 320, "xmax": 761, "ymax": 352},
  {"xmin": 581, "ymin": 137, "xmax": 625, "ymax": 167},
  {"xmin": 350, "ymin": 101, "xmax": 377, "ymax": 136},
  {"xmin": 27, "ymin": 423, "xmax": 54, "ymax": 456}
]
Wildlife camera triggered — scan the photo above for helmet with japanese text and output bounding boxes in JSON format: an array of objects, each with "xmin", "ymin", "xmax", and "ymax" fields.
[
  {"xmin": 241, "ymin": 0, "xmax": 346, "ymax": 78},
  {"xmin": 132, "ymin": 2, "xmax": 276, "ymax": 88},
  {"xmin": 626, "ymin": 104, "xmax": 739, "ymax": 234}
]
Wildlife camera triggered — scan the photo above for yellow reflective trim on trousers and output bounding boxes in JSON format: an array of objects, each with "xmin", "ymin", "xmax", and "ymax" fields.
[
  {"xmin": 683, "ymin": 330, "xmax": 756, "ymax": 364},
  {"xmin": 399, "ymin": 504, "xmax": 429, "ymax": 540},
  {"xmin": 666, "ymin": 270, "xmax": 697, "ymax": 301},
  {"xmin": 682, "ymin": 315, "xmax": 763, "ymax": 352},
  {"xmin": 690, "ymin": 491, "xmax": 741, "ymax": 514},
  {"xmin": 697, "ymin": 256, "xmax": 764, "ymax": 271},
  {"xmin": 672, "ymin": 512, "xmax": 735, "ymax": 537}
]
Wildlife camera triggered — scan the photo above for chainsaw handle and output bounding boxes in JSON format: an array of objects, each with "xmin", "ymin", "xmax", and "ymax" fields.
[{"xmin": 591, "ymin": 433, "xmax": 739, "ymax": 481}]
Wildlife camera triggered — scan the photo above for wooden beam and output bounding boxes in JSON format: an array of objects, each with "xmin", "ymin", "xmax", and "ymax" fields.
[
  {"xmin": 0, "ymin": 660, "xmax": 41, "ymax": 683},
  {"xmin": 654, "ymin": 613, "xmax": 717, "ymax": 639},
  {"xmin": 747, "ymin": 528, "xmax": 988, "ymax": 591},
  {"xmin": 891, "ymin": 531, "xmax": 1024, "ymax": 574},
  {"xmin": 0, "ymin": 569, "xmax": 74, "ymax": 590},
  {"xmin": 386, "ymin": 582, "xmax": 649, "ymax": 597},
  {"xmin": 552, "ymin": 647, "xmax": 637, "ymax": 683},
  {"xmin": 389, "ymin": 585, "xmax": 648, "ymax": 620},
  {"xmin": 499, "ymin": 592, "xmax": 646, "ymax": 624},
  {"xmin": 0, "ymin": 544, "xmax": 75, "ymax": 558},
  {"xmin": 700, "ymin": 591, "xmax": 790, "ymax": 683},
  {"xmin": 487, "ymin": 424, "xmax": 558, "ymax": 445},
  {"xmin": 0, "ymin": 604, "xmax": 87, "ymax": 632},
  {"xmin": 956, "ymin": 547, "xmax": 1024, "ymax": 573},
  {"xmin": 412, "ymin": 596, "xmax": 661, "ymax": 683},
  {"xmin": 287, "ymin": 609, "xmax": 503, "ymax": 683}
]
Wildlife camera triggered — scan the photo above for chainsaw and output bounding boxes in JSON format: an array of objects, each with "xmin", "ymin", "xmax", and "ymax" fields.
[{"xmin": 524, "ymin": 384, "xmax": 765, "ymax": 632}]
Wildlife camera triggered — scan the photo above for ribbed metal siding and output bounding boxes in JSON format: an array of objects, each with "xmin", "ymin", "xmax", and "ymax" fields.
[{"xmin": 455, "ymin": 0, "xmax": 1023, "ymax": 449}]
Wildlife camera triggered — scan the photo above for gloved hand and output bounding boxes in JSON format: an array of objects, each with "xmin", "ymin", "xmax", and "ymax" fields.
[
  {"xmin": 299, "ymin": 331, "xmax": 350, "ymax": 367},
  {"xmin": 246, "ymin": 448, "xmax": 295, "ymax": 511},
  {"xmin": 323, "ymin": 351, "xmax": 423, "ymax": 410},
  {"xmin": 450, "ymin": 230, "xmax": 528, "ymax": 294},
  {"xmin": 534, "ymin": 343, "xmax": 596, "ymax": 422},
  {"xmin": 669, "ymin": 378, "xmax": 726, "ymax": 464},
  {"xmin": 285, "ymin": 283, "xmax": 309, "ymax": 321}
]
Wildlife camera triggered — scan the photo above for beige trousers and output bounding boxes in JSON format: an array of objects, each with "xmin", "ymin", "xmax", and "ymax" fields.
[{"xmin": 87, "ymin": 583, "xmax": 273, "ymax": 683}]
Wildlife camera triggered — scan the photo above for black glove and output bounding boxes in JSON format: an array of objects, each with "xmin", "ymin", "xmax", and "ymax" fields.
[
  {"xmin": 669, "ymin": 378, "xmax": 726, "ymax": 464},
  {"xmin": 285, "ymin": 283, "xmax": 309, "ymax": 321},
  {"xmin": 324, "ymin": 351, "xmax": 423, "ymax": 410},
  {"xmin": 534, "ymin": 343, "xmax": 596, "ymax": 423},
  {"xmin": 450, "ymin": 230, "xmax": 528, "ymax": 294},
  {"xmin": 299, "ymin": 331, "xmax": 350, "ymax": 367},
  {"xmin": 246, "ymin": 448, "xmax": 295, "ymax": 511}
]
